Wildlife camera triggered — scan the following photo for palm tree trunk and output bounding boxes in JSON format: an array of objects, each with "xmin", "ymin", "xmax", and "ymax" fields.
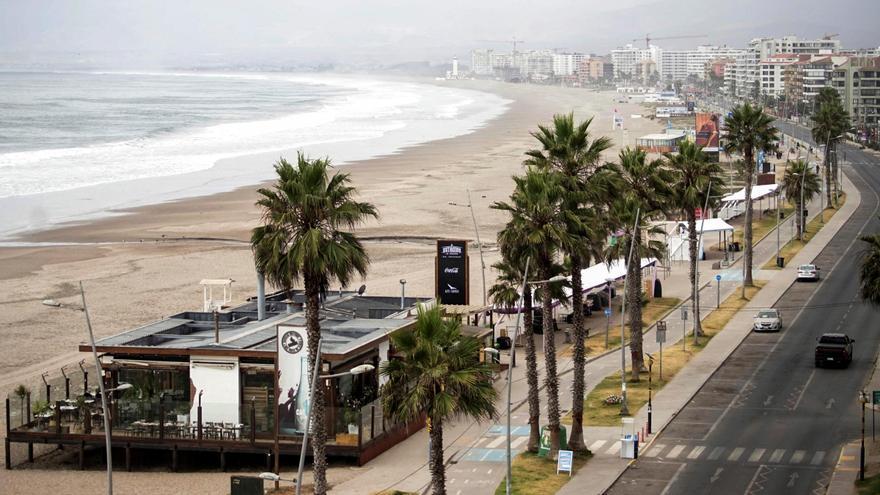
[
  {"xmin": 688, "ymin": 213, "xmax": 702, "ymax": 338},
  {"xmin": 428, "ymin": 416, "xmax": 446, "ymax": 495},
  {"xmin": 305, "ymin": 275, "xmax": 328, "ymax": 495},
  {"xmin": 824, "ymin": 146, "xmax": 833, "ymax": 208},
  {"xmin": 628, "ymin": 230, "xmax": 644, "ymax": 382},
  {"xmin": 743, "ymin": 151, "xmax": 755, "ymax": 293},
  {"xmin": 796, "ymin": 196, "xmax": 803, "ymax": 240},
  {"xmin": 523, "ymin": 293, "xmax": 540, "ymax": 453},
  {"xmin": 540, "ymin": 262, "xmax": 561, "ymax": 460},
  {"xmin": 568, "ymin": 253, "xmax": 587, "ymax": 451}
]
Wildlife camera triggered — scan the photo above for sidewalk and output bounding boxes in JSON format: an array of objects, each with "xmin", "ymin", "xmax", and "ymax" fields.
[{"xmin": 558, "ymin": 169, "xmax": 860, "ymax": 494}]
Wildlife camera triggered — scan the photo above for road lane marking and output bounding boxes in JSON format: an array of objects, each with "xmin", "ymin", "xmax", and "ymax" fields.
[
  {"xmin": 510, "ymin": 436, "xmax": 528, "ymax": 449},
  {"xmin": 589, "ymin": 440, "xmax": 607, "ymax": 452},
  {"xmin": 748, "ymin": 448, "xmax": 766, "ymax": 463},
  {"xmin": 486, "ymin": 436, "xmax": 506, "ymax": 449},
  {"xmin": 790, "ymin": 370, "xmax": 816, "ymax": 410},
  {"xmin": 769, "ymin": 449, "xmax": 786, "ymax": 463},
  {"xmin": 729, "ymin": 447, "xmax": 745, "ymax": 462},
  {"xmin": 708, "ymin": 447, "xmax": 725, "ymax": 460},
  {"xmin": 645, "ymin": 444, "xmax": 665, "ymax": 458},
  {"xmin": 811, "ymin": 451, "xmax": 825, "ymax": 465},
  {"xmin": 791, "ymin": 450, "xmax": 806, "ymax": 464},
  {"xmin": 667, "ymin": 445, "xmax": 686, "ymax": 459},
  {"xmin": 687, "ymin": 446, "xmax": 706, "ymax": 459},
  {"xmin": 606, "ymin": 442, "xmax": 621, "ymax": 455}
]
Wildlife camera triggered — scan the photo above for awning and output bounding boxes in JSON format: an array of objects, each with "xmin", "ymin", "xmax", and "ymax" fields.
[
  {"xmin": 721, "ymin": 184, "xmax": 778, "ymax": 202},
  {"xmin": 675, "ymin": 218, "xmax": 735, "ymax": 235}
]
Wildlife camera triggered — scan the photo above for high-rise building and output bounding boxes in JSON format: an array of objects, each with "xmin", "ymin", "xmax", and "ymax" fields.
[
  {"xmin": 726, "ymin": 36, "xmax": 841, "ymax": 98},
  {"xmin": 832, "ymin": 56, "xmax": 880, "ymax": 143},
  {"xmin": 552, "ymin": 52, "xmax": 585, "ymax": 76},
  {"xmin": 611, "ymin": 44, "xmax": 661, "ymax": 80},
  {"xmin": 659, "ymin": 46, "xmax": 746, "ymax": 82},
  {"xmin": 470, "ymin": 49, "xmax": 494, "ymax": 76}
]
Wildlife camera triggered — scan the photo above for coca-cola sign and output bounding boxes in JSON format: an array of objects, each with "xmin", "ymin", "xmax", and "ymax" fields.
[{"xmin": 436, "ymin": 240, "xmax": 469, "ymax": 305}]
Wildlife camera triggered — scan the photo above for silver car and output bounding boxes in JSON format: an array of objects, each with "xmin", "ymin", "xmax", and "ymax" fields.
[
  {"xmin": 797, "ymin": 264, "xmax": 820, "ymax": 281},
  {"xmin": 753, "ymin": 309, "xmax": 782, "ymax": 332}
]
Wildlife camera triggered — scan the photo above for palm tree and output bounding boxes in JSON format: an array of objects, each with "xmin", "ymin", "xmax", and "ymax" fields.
[
  {"xmin": 604, "ymin": 148, "xmax": 671, "ymax": 381},
  {"xmin": 812, "ymin": 92, "xmax": 850, "ymax": 207},
  {"xmin": 860, "ymin": 231, "xmax": 880, "ymax": 306},
  {"xmin": 780, "ymin": 160, "xmax": 822, "ymax": 240},
  {"xmin": 381, "ymin": 304, "xmax": 497, "ymax": 495},
  {"xmin": 523, "ymin": 112, "xmax": 612, "ymax": 451},
  {"xmin": 251, "ymin": 153, "xmax": 378, "ymax": 494},
  {"xmin": 492, "ymin": 169, "xmax": 577, "ymax": 460},
  {"xmin": 488, "ymin": 243, "xmax": 540, "ymax": 453},
  {"xmin": 722, "ymin": 103, "xmax": 779, "ymax": 296},
  {"xmin": 664, "ymin": 141, "xmax": 726, "ymax": 339}
]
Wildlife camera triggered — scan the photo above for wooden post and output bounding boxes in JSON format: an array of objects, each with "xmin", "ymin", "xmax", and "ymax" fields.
[
  {"xmin": 172, "ymin": 444, "xmax": 178, "ymax": 472},
  {"xmin": 4, "ymin": 439, "xmax": 10, "ymax": 470},
  {"xmin": 250, "ymin": 401, "xmax": 256, "ymax": 444},
  {"xmin": 26, "ymin": 393, "xmax": 31, "ymax": 424},
  {"xmin": 65, "ymin": 377, "xmax": 71, "ymax": 400},
  {"xmin": 27, "ymin": 443, "xmax": 33, "ymax": 463},
  {"xmin": 125, "ymin": 443, "xmax": 131, "ymax": 472},
  {"xmin": 158, "ymin": 398, "xmax": 165, "ymax": 440},
  {"xmin": 78, "ymin": 440, "xmax": 85, "ymax": 470},
  {"xmin": 54, "ymin": 401, "xmax": 62, "ymax": 436},
  {"xmin": 5, "ymin": 396, "xmax": 10, "ymax": 435},
  {"xmin": 220, "ymin": 448, "xmax": 226, "ymax": 472}
]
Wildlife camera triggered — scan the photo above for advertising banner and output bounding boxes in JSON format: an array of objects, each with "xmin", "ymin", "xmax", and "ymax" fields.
[
  {"xmin": 436, "ymin": 240, "xmax": 469, "ymax": 305},
  {"xmin": 277, "ymin": 325, "xmax": 310, "ymax": 434},
  {"xmin": 695, "ymin": 113, "xmax": 720, "ymax": 148}
]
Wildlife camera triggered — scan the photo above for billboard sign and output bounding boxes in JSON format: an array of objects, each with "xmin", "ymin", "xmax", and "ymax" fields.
[
  {"xmin": 277, "ymin": 325, "xmax": 310, "ymax": 434},
  {"xmin": 695, "ymin": 113, "xmax": 720, "ymax": 148},
  {"xmin": 436, "ymin": 240, "xmax": 469, "ymax": 305}
]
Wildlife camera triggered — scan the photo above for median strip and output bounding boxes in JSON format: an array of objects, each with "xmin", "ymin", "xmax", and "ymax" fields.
[{"xmin": 763, "ymin": 193, "xmax": 847, "ymax": 269}]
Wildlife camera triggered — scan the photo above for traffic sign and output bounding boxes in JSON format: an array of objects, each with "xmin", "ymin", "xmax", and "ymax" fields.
[
  {"xmin": 681, "ymin": 307, "xmax": 688, "ymax": 321},
  {"xmin": 656, "ymin": 320, "xmax": 667, "ymax": 344},
  {"xmin": 715, "ymin": 274, "xmax": 722, "ymax": 282},
  {"xmin": 873, "ymin": 390, "xmax": 880, "ymax": 405},
  {"xmin": 557, "ymin": 450, "xmax": 574, "ymax": 475},
  {"xmin": 604, "ymin": 308, "xmax": 612, "ymax": 317}
]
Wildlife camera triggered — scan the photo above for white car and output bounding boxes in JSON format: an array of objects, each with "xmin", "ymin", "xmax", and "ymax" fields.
[
  {"xmin": 797, "ymin": 264, "xmax": 820, "ymax": 281},
  {"xmin": 753, "ymin": 309, "xmax": 782, "ymax": 332}
]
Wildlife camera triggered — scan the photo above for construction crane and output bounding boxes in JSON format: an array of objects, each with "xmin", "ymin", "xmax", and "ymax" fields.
[
  {"xmin": 633, "ymin": 33, "xmax": 708, "ymax": 49},
  {"xmin": 823, "ymin": 33, "xmax": 839, "ymax": 40},
  {"xmin": 477, "ymin": 37, "xmax": 526, "ymax": 55}
]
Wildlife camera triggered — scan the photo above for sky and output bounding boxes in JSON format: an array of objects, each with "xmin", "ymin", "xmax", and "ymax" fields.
[{"xmin": 1, "ymin": 0, "xmax": 878, "ymax": 67}]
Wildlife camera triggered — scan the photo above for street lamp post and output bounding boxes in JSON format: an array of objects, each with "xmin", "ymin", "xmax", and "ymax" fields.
[
  {"xmin": 449, "ymin": 189, "xmax": 487, "ymax": 306},
  {"xmin": 645, "ymin": 353, "xmax": 654, "ymax": 435},
  {"xmin": 861, "ymin": 390, "xmax": 867, "ymax": 482},
  {"xmin": 619, "ymin": 207, "xmax": 640, "ymax": 417},
  {"xmin": 295, "ymin": 340, "xmax": 374, "ymax": 495},
  {"xmin": 605, "ymin": 278, "xmax": 614, "ymax": 350}
]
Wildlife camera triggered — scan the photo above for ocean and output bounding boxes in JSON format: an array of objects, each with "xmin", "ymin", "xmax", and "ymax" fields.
[{"xmin": 0, "ymin": 71, "xmax": 509, "ymax": 238}]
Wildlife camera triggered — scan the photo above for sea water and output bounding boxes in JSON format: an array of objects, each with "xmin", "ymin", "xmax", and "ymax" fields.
[{"xmin": 0, "ymin": 71, "xmax": 509, "ymax": 238}]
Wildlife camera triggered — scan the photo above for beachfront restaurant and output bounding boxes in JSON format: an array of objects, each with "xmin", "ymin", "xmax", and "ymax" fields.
[
  {"xmin": 5, "ymin": 289, "xmax": 436, "ymax": 470},
  {"xmin": 635, "ymin": 131, "xmax": 686, "ymax": 153}
]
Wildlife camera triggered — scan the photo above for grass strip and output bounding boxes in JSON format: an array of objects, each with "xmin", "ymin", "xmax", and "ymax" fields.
[
  {"xmin": 762, "ymin": 193, "xmax": 847, "ymax": 269},
  {"xmin": 572, "ymin": 282, "xmax": 765, "ymax": 427},
  {"xmin": 494, "ymin": 451, "xmax": 592, "ymax": 495}
]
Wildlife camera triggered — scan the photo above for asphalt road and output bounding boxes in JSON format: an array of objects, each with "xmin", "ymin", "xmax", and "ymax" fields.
[{"xmin": 607, "ymin": 123, "xmax": 880, "ymax": 495}]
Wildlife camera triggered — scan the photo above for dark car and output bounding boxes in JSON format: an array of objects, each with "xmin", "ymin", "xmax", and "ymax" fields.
[{"xmin": 815, "ymin": 333, "xmax": 855, "ymax": 368}]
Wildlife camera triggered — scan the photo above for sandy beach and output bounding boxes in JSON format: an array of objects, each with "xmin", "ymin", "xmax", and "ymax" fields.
[{"xmin": 0, "ymin": 79, "xmax": 661, "ymax": 493}]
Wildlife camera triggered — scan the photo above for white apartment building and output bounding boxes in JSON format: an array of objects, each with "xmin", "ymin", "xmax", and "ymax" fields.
[
  {"xmin": 471, "ymin": 49, "xmax": 494, "ymax": 75},
  {"xmin": 727, "ymin": 36, "xmax": 841, "ymax": 98},
  {"xmin": 759, "ymin": 54, "xmax": 801, "ymax": 97},
  {"xmin": 660, "ymin": 46, "xmax": 747, "ymax": 81},
  {"xmin": 611, "ymin": 44, "xmax": 661, "ymax": 79},
  {"xmin": 552, "ymin": 52, "xmax": 586, "ymax": 76}
]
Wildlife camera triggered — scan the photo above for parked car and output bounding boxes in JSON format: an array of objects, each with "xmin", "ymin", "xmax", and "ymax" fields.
[
  {"xmin": 797, "ymin": 264, "xmax": 820, "ymax": 281},
  {"xmin": 815, "ymin": 333, "xmax": 855, "ymax": 368},
  {"xmin": 753, "ymin": 309, "xmax": 782, "ymax": 332}
]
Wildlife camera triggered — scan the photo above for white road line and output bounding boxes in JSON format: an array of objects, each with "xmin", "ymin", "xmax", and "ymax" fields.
[
  {"xmin": 474, "ymin": 437, "xmax": 489, "ymax": 448},
  {"xmin": 510, "ymin": 436, "xmax": 528, "ymax": 449},
  {"xmin": 666, "ymin": 445, "xmax": 686, "ymax": 459},
  {"xmin": 728, "ymin": 447, "xmax": 745, "ymax": 462},
  {"xmin": 769, "ymin": 449, "xmax": 786, "ymax": 463},
  {"xmin": 687, "ymin": 446, "xmax": 706, "ymax": 460},
  {"xmin": 791, "ymin": 370, "xmax": 816, "ymax": 410},
  {"xmin": 606, "ymin": 442, "xmax": 621, "ymax": 455},
  {"xmin": 791, "ymin": 450, "xmax": 806, "ymax": 464},
  {"xmin": 479, "ymin": 450, "xmax": 492, "ymax": 461},
  {"xmin": 811, "ymin": 451, "xmax": 826, "ymax": 465},
  {"xmin": 645, "ymin": 444, "xmax": 666, "ymax": 458},
  {"xmin": 589, "ymin": 440, "xmax": 607, "ymax": 452},
  {"xmin": 708, "ymin": 447, "xmax": 725, "ymax": 460},
  {"xmin": 487, "ymin": 469, "xmax": 492, "ymax": 475},
  {"xmin": 486, "ymin": 436, "xmax": 506, "ymax": 449},
  {"xmin": 748, "ymin": 448, "xmax": 766, "ymax": 463}
]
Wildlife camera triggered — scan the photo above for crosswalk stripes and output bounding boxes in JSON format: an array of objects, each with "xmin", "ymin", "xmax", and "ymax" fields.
[
  {"xmin": 666, "ymin": 445, "xmax": 686, "ymax": 459},
  {"xmin": 748, "ymin": 448, "xmax": 766, "ymax": 463},
  {"xmin": 791, "ymin": 450, "xmax": 806, "ymax": 464},
  {"xmin": 645, "ymin": 444, "xmax": 665, "ymax": 458},
  {"xmin": 708, "ymin": 447, "xmax": 725, "ymax": 460},
  {"xmin": 486, "ymin": 436, "xmax": 506, "ymax": 449},
  {"xmin": 589, "ymin": 440, "xmax": 607, "ymax": 452},
  {"xmin": 606, "ymin": 441, "xmax": 621, "ymax": 455},
  {"xmin": 510, "ymin": 436, "xmax": 528, "ymax": 449},
  {"xmin": 811, "ymin": 451, "xmax": 825, "ymax": 465},
  {"xmin": 728, "ymin": 447, "xmax": 745, "ymax": 462},
  {"xmin": 768, "ymin": 449, "xmax": 786, "ymax": 463},
  {"xmin": 687, "ymin": 446, "xmax": 706, "ymax": 460}
]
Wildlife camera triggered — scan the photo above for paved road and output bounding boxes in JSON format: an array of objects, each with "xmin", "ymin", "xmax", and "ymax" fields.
[{"xmin": 607, "ymin": 123, "xmax": 880, "ymax": 495}]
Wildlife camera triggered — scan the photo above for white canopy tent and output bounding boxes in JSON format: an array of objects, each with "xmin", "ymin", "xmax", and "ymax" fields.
[
  {"xmin": 718, "ymin": 184, "xmax": 779, "ymax": 220},
  {"xmin": 668, "ymin": 218, "xmax": 735, "ymax": 262}
]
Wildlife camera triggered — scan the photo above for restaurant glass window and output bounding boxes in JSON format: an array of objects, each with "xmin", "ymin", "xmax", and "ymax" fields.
[
  {"xmin": 241, "ymin": 370, "xmax": 275, "ymax": 435},
  {"xmin": 116, "ymin": 368, "xmax": 190, "ymax": 427}
]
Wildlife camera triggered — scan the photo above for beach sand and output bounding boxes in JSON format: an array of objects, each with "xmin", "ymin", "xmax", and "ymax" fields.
[{"xmin": 0, "ymin": 79, "xmax": 660, "ymax": 493}]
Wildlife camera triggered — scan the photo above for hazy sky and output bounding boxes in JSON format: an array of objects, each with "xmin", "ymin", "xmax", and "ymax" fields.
[{"xmin": 1, "ymin": 0, "xmax": 878, "ymax": 67}]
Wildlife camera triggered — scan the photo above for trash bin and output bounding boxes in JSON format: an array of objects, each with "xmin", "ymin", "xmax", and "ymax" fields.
[
  {"xmin": 776, "ymin": 257, "xmax": 785, "ymax": 268},
  {"xmin": 733, "ymin": 241, "xmax": 741, "ymax": 252},
  {"xmin": 538, "ymin": 424, "xmax": 568, "ymax": 457},
  {"xmin": 620, "ymin": 435, "xmax": 636, "ymax": 459}
]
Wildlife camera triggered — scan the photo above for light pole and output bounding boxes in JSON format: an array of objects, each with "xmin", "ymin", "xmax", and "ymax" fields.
[
  {"xmin": 860, "ymin": 390, "xmax": 867, "ymax": 482},
  {"xmin": 776, "ymin": 191, "xmax": 783, "ymax": 267},
  {"xmin": 296, "ymin": 339, "xmax": 374, "ymax": 495},
  {"xmin": 399, "ymin": 279, "xmax": 407, "ymax": 310},
  {"xmin": 645, "ymin": 353, "xmax": 654, "ymax": 435},
  {"xmin": 619, "ymin": 207, "xmax": 640, "ymax": 417},
  {"xmin": 448, "ymin": 188, "xmax": 487, "ymax": 306},
  {"xmin": 605, "ymin": 278, "xmax": 614, "ymax": 350},
  {"xmin": 693, "ymin": 181, "xmax": 713, "ymax": 346}
]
